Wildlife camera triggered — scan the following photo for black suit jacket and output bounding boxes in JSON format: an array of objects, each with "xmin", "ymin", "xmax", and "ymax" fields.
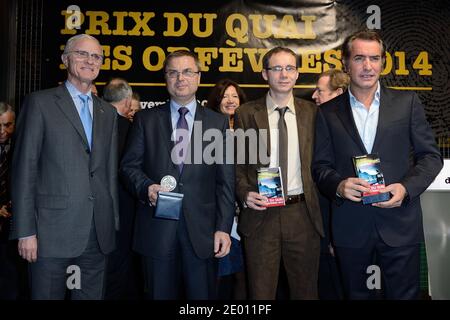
[
  {"xmin": 118, "ymin": 114, "xmax": 131, "ymax": 159},
  {"xmin": 11, "ymin": 85, "xmax": 119, "ymax": 257},
  {"xmin": 312, "ymin": 86, "xmax": 442, "ymax": 248},
  {"xmin": 120, "ymin": 102, "xmax": 235, "ymax": 259}
]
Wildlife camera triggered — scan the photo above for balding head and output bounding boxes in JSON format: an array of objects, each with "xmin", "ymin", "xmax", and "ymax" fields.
[{"xmin": 103, "ymin": 78, "xmax": 132, "ymax": 117}]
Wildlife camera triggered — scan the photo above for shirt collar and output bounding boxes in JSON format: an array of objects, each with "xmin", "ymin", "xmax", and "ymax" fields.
[
  {"xmin": 348, "ymin": 81, "xmax": 380, "ymax": 108},
  {"xmin": 65, "ymin": 80, "xmax": 92, "ymax": 101},
  {"xmin": 170, "ymin": 98, "xmax": 197, "ymax": 116},
  {"xmin": 266, "ymin": 92, "xmax": 296, "ymax": 115}
]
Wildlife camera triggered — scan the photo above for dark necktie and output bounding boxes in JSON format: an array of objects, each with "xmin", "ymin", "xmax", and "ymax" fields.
[
  {"xmin": 79, "ymin": 94, "xmax": 93, "ymax": 149},
  {"xmin": 277, "ymin": 107, "xmax": 288, "ymax": 196},
  {"xmin": 0, "ymin": 144, "xmax": 8, "ymax": 204},
  {"xmin": 175, "ymin": 107, "xmax": 190, "ymax": 173}
]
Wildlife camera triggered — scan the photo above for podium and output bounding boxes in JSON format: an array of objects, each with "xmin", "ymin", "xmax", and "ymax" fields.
[{"xmin": 421, "ymin": 159, "xmax": 450, "ymax": 300}]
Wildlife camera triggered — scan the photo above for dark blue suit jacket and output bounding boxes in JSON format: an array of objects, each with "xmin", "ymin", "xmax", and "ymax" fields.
[
  {"xmin": 312, "ymin": 86, "xmax": 442, "ymax": 248},
  {"xmin": 120, "ymin": 102, "xmax": 235, "ymax": 259}
]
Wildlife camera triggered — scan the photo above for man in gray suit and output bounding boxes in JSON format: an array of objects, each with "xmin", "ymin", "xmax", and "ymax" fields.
[{"xmin": 11, "ymin": 34, "xmax": 119, "ymax": 300}]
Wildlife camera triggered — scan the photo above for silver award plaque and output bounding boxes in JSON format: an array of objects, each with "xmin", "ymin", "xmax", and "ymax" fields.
[{"xmin": 160, "ymin": 175, "xmax": 177, "ymax": 192}]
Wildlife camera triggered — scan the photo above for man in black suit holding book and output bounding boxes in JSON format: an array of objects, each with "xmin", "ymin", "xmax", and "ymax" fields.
[{"xmin": 312, "ymin": 30, "xmax": 442, "ymax": 299}]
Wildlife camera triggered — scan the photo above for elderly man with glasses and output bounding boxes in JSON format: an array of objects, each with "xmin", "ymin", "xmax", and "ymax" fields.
[{"xmin": 11, "ymin": 34, "xmax": 119, "ymax": 300}]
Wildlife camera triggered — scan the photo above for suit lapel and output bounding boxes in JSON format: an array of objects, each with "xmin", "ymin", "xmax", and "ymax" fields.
[
  {"xmin": 90, "ymin": 96, "xmax": 106, "ymax": 169},
  {"xmin": 252, "ymin": 97, "xmax": 271, "ymax": 158},
  {"xmin": 336, "ymin": 93, "xmax": 367, "ymax": 154},
  {"xmin": 54, "ymin": 85, "xmax": 90, "ymax": 149},
  {"xmin": 180, "ymin": 102, "xmax": 203, "ymax": 179},
  {"xmin": 294, "ymin": 99, "xmax": 310, "ymax": 164},
  {"xmin": 157, "ymin": 102, "xmax": 178, "ymax": 172},
  {"xmin": 371, "ymin": 86, "xmax": 389, "ymax": 154}
]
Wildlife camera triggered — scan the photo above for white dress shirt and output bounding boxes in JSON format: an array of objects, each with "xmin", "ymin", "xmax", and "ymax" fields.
[{"xmin": 266, "ymin": 93, "xmax": 303, "ymax": 195}]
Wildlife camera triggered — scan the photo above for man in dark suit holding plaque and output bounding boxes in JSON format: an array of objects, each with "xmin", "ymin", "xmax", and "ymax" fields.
[
  {"xmin": 11, "ymin": 34, "xmax": 119, "ymax": 299},
  {"xmin": 235, "ymin": 47, "xmax": 324, "ymax": 299},
  {"xmin": 312, "ymin": 30, "xmax": 442, "ymax": 299},
  {"xmin": 120, "ymin": 50, "xmax": 235, "ymax": 299}
]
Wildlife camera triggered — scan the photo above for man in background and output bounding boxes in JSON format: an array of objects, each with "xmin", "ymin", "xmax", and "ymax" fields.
[
  {"xmin": 102, "ymin": 78, "xmax": 141, "ymax": 299},
  {"xmin": 312, "ymin": 69, "xmax": 349, "ymax": 300},
  {"xmin": 0, "ymin": 102, "xmax": 14, "ymax": 225},
  {"xmin": 0, "ymin": 102, "xmax": 24, "ymax": 300},
  {"xmin": 103, "ymin": 78, "xmax": 132, "ymax": 121},
  {"xmin": 128, "ymin": 91, "xmax": 142, "ymax": 122},
  {"xmin": 312, "ymin": 69, "xmax": 349, "ymax": 106}
]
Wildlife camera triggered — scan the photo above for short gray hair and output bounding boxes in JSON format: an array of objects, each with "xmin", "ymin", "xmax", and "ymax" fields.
[
  {"xmin": 62, "ymin": 34, "xmax": 101, "ymax": 55},
  {"xmin": 103, "ymin": 79, "xmax": 132, "ymax": 103},
  {"xmin": 0, "ymin": 102, "xmax": 14, "ymax": 116}
]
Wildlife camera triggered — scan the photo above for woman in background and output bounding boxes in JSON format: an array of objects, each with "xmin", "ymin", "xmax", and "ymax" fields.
[
  {"xmin": 206, "ymin": 79, "xmax": 247, "ymax": 300},
  {"xmin": 206, "ymin": 79, "xmax": 246, "ymax": 130}
]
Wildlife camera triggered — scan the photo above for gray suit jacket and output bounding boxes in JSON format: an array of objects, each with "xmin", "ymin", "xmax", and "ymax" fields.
[
  {"xmin": 235, "ymin": 96, "xmax": 324, "ymax": 238},
  {"xmin": 11, "ymin": 85, "xmax": 119, "ymax": 258}
]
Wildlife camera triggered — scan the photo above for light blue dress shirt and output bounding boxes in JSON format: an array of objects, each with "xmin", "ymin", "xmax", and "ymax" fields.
[
  {"xmin": 65, "ymin": 81, "xmax": 94, "ymax": 119},
  {"xmin": 170, "ymin": 98, "xmax": 197, "ymax": 140},
  {"xmin": 348, "ymin": 82, "xmax": 381, "ymax": 154}
]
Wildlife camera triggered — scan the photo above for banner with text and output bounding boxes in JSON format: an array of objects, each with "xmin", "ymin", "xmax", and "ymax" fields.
[{"xmin": 40, "ymin": 0, "xmax": 450, "ymax": 137}]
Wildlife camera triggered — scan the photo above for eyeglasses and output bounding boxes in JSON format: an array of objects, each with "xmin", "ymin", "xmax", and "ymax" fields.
[
  {"xmin": 266, "ymin": 65, "xmax": 297, "ymax": 73},
  {"xmin": 165, "ymin": 69, "xmax": 200, "ymax": 79},
  {"xmin": 67, "ymin": 50, "xmax": 104, "ymax": 64}
]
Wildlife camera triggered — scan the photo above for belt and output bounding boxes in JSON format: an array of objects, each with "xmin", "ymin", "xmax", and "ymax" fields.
[{"xmin": 285, "ymin": 193, "xmax": 305, "ymax": 205}]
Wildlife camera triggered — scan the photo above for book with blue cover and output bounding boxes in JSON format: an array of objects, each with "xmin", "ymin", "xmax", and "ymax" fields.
[
  {"xmin": 352, "ymin": 154, "xmax": 391, "ymax": 205},
  {"xmin": 257, "ymin": 167, "xmax": 285, "ymax": 207}
]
